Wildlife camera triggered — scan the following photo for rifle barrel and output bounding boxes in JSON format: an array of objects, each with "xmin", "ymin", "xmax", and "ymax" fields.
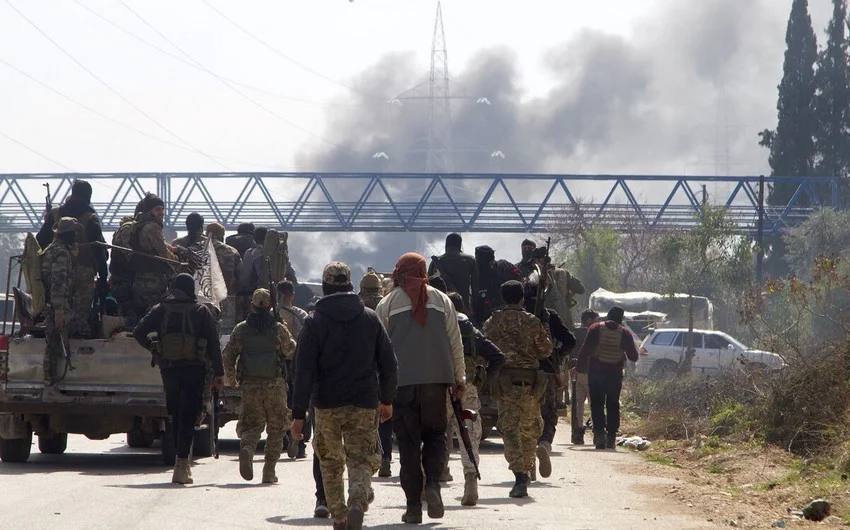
[{"xmin": 86, "ymin": 241, "xmax": 187, "ymax": 267}]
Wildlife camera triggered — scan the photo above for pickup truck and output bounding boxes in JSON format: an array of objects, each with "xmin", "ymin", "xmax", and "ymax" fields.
[{"xmin": 0, "ymin": 330, "xmax": 219, "ymax": 465}]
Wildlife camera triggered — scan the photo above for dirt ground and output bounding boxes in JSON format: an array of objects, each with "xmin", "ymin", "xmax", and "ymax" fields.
[{"xmin": 623, "ymin": 435, "xmax": 850, "ymax": 528}]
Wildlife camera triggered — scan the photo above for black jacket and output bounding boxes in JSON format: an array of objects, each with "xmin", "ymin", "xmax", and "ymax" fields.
[
  {"xmin": 458, "ymin": 314, "xmax": 505, "ymax": 374},
  {"xmin": 292, "ymin": 292, "xmax": 398, "ymax": 420},
  {"xmin": 428, "ymin": 249, "xmax": 478, "ymax": 312},
  {"xmin": 132, "ymin": 289, "xmax": 224, "ymax": 376},
  {"xmin": 473, "ymin": 259, "xmax": 522, "ymax": 324},
  {"xmin": 37, "ymin": 198, "xmax": 108, "ymax": 279},
  {"xmin": 225, "ymin": 233, "xmax": 255, "ymax": 259},
  {"xmin": 539, "ymin": 309, "xmax": 576, "ymax": 373}
]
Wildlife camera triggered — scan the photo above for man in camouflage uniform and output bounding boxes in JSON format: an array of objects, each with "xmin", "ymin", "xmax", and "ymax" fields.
[
  {"xmin": 205, "ymin": 222, "xmax": 241, "ymax": 301},
  {"xmin": 109, "ymin": 198, "xmax": 145, "ymax": 319},
  {"xmin": 445, "ymin": 291, "xmax": 505, "ymax": 506},
  {"xmin": 128, "ymin": 194, "xmax": 180, "ymax": 317},
  {"xmin": 36, "ymin": 180, "xmax": 108, "ymax": 338},
  {"xmin": 292, "ymin": 262, "xmax": 397, "ymax": 530},
  {"xmin": 483, "ymin": 280, "xmax": 552, "ymax": 498},
  {"xmin": 223, "ymin": 288, "xmax": 296, "ymax": 483},
  {"xmin": 40, "ymin": 217, "xmax": 83, "ymax": 403}
]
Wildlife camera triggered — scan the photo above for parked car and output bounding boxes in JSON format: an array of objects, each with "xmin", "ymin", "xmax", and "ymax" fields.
[{"xmin": 635, "ymin": 328, "xmax": 783, "ymax": 377}]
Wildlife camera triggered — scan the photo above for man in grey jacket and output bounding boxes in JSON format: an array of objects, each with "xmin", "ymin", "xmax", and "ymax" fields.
[{"xmin": 375, "ymin": 252, "xmax": 465, "ymax": 525}]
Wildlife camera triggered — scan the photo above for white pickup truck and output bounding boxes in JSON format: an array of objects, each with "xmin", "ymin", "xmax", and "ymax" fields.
[{"xmin": 0, "ymin": 330, "xmax": 217, "ymax": 465}]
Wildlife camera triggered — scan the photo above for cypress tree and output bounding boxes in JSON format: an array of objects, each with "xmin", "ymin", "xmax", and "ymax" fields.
[
  {"xmin": 813, "ymin": 0, "xmax": 850, "ymax": 187},
  {"xmin": 759, "ymin": 0, "xmax": 818, "ymax": 206}
]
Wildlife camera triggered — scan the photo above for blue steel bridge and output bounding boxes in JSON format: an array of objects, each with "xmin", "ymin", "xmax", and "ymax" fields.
[{"xmin": 0, "ymin": 173, "xmax": 838, "ymax": 235}]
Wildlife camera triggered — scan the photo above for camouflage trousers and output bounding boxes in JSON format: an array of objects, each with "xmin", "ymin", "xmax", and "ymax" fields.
[
  {"xmin": 445, "ymin": 385, "xmax": 482, "ymax": 476},
  {"xmin": 69, "ymin": 266, "xmax": 95, "ymax": 338},
  {"xmin": 43, "ymin": 309, "xmax": 63, "ymax": 384},
  {"xmin": 497, "ymin": 386, "xmax": 543, "ymax": 474},
  {"xmin": 133, "ymin": 272, "xmax": 170, "ymax": 318},
  {"xmin": 236, "ymin": 379, "xmax": 291, "ymax": 462},
  {"xmin": 314, "ymin": 406, "xmax": 380, "ymax": 522}
]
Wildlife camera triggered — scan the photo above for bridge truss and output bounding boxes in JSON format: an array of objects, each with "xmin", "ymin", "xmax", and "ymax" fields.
[{"xmin": 0, "ymin": 173, "xmax": 838, "ymax": 235}]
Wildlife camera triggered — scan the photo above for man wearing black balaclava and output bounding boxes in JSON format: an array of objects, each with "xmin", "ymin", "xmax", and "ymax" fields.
[
  {"xmin": 428, "ymin": 233, "xmax": 478, "ymax": 317},
  {"xmin": 36, "ymin": 179, "xmax": 108, "ymax": 338},
  {"xmin": 133, "ymin": 273, "xmax": 224, "ymax": 485},
  {"xmin": 172, "ymin": 212, "xmax": 206, "ymax": 251},
  {"xmin": 515, "ymin": 239, "xmax": 537, "ymax": 278},
  {"xmin": 473, "ymin": 245, "xmax": 523, "ymax": 326}
]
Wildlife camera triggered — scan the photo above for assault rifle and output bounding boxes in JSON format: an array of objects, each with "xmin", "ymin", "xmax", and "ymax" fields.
[
  {"xmin": 212, "ymin": 390, "xmax": 222, "ymax": 459},
  {"xmin": 266, "ymin": 257, "xmax": 280, "ymax": 323},
  {"xmin": 450, "ymin": 396, "xmax": 481, "ymax": 480},
  {"xmin": 43, "ymin": 183, "xmax": 51, "ymax": 221},
  {"xmin": 86, "ymin": 241, "xmax": 188, "ymax": 268},
  {"xmin": 532, "ymin": 237, "xmax": 552, "ymax": 320}
]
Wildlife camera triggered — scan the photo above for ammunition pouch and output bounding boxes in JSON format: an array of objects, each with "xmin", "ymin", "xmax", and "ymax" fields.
[
  {"xmin": 160, "ymin": 332, "xmax": 198, "ymax": 361},
  {"xmin": 495, "ymin": 367, "xmax": 542, "ymax": 399}
]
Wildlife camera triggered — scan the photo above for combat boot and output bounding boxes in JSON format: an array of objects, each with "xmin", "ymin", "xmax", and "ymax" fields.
[
  {"xmin": 423, "ymin": 481, "xmax": 444, "ymax": 519},
  {"xmin": 262, "ymin": 459, "xmax": 278, "ymax": 483},
  {"xmin": 42, "ymin": 385, "xmax": 73, "ymax": 403},
  {"xmin": 440, "ymin": 465, "xmax": 453, "ymax": 482},
  {"xmin": 401, "ymin": 504, "xmax": 422, "ymax": 524},
  {"xmin": 347, "ymin": 504, "xmax": 364, "ymax": 530},
  {"xmin": 593, "ymin": 430, "xmax": 606, "ymax": 450},
  {"xmin": 461, "ymin": 472, "xmax": 478, "ymax": 506},
  {"xmin": 606, "ymin": 434, "xmax": 616, "ymax": 450},
  {"xmin": 378, "ymin": 457, "xmax": 391, "ymax": 477},
  {"xmin": 172, "ymin": 457, "xmax": 193, "ymax": 485},
  {"xmin": 571, "ymin": 429, "xmax": 585, "ymax": 445},
  {"xmin": 508, "ymin": 472, "xmax": 528, "ymax": 498},
  {"xmin": 536, "ymin": 441, "xmax": 552, "ymax": 478},
  {"xmin": 239, "ymin": 445, "xmax": 255, "ymax": 481},
  {"xmin": 313, "ymin": 498, "xmax": 330, "ymax": 518}
]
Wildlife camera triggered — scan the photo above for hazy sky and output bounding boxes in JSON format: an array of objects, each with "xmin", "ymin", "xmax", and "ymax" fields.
[{"xmin": 0, "ymin": 0, "xmax": 831, "ymax": 279}]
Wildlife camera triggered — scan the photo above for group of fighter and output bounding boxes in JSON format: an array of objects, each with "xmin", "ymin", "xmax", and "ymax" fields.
[{"xmin": 35, "ymin": 180, "xmax": 641, "ymax": 529}]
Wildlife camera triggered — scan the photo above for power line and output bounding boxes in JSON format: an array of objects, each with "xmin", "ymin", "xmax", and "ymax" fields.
[
  {"xmin": 71, "ymin": 0, "xmax": 361, "ymax": 109},
  {"xmin": 2, "ymin": 0, "xmax": 231, "ymax": 170},
  {"xmin": 118, "ymin": 1, "xmax": 352, "ymax": 151},
  {"xmin": 0, "ymin": 130, "xmax": 74, "ymax": 171},
  {"xmin": 201, "ymin": 0, "xmax": 380, "ymax": 101},
  {"xmin": 0, "ymin": 57, "xmax": 277, "ymax": 169}
]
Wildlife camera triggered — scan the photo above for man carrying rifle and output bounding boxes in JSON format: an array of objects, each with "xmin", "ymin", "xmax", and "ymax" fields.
[
  {"xmin": 128, "ymin": 194, "xmax": 181, "ymax": 317},
  {"xmin": 36, "ymin": 180, "xmax": 108, "ymax": 338},
  {"xmin": 40, "ymin": 217, "xmax": 84, "ymax": 403},
  {"xmin": 428, "ymin": 233, "xmax": 478, "ymax": 321},
  {"xmin": 445, "ymin": 292, "xmax": 504, "ymax": 506},
  {"xmin": 223, "ymin": 288, "xmax": 296, "ymax": 483},
  {"xmin": 523, "ymin": 272, "xmax": 575, "ymax": 480},
  {"xmin": 483, "ymin": 280, "xmax": 552, "ymax": 499}
]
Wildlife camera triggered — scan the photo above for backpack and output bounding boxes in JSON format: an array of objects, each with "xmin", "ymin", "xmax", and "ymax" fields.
[{"xmin": 22, "ymin": 233, "xmax": 45, "ymax": 316}]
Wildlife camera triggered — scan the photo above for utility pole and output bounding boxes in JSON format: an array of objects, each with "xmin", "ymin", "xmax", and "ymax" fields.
[
  {"xmin": 756, "ymin": 174, "xmax": 765, "ymax": 284},
  {"xmin": 426, "ymin": 1, "xmax": 451, "ymax": 174}
]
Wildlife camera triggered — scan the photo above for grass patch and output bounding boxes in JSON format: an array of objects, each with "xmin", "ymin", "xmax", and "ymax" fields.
[
  {"xmin": 706, "ymin": 462, "xmax": 724, "ymax": 474},
  {"xmin": 643, "ymin": 452, "xmax": 680, "ymax": 467}
]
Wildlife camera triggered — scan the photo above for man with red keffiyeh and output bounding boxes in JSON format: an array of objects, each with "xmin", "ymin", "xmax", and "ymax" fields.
[{"xmin": 375, "ymin": 252, "xmax": 465, "ymax": 525}]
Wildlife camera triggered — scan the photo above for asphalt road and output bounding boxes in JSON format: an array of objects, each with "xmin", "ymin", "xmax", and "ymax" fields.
[{"xmin": 0, "ymin": 421, "xmax": 712, "ymax": 529}]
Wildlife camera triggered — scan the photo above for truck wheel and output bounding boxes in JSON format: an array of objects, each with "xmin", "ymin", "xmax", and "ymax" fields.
[
  {"xmin": 0, "ymin": 428, "xmax": 33, "ymax": 463},
  {"xmin": 37, "ymin": 433, "xmax": 68, "ymax": 455},
  {"xmin": 650, "ymin": 360, "xmax": 678, "ymax": 378},
  {"xmin": 127, "ymin": 430, "xmax": 155, "ymax": 448},
  {"xmin": 161, "ymin": 421, "xmax": 176, "ymax": 466},
  {"xmin": 192, "ymin": 421, "xmax": 214, "ymax": 458}
]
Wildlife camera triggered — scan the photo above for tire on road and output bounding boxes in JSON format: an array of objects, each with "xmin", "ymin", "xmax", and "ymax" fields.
[
  {"xmin": 37, "ymin": 433, "xmax": 68, "ymax": 455},
  {"xmin": 126, "ymin": 430, "xmax": 155, "ymax": 448},
  {"xmin": 0, "ymin": 428, "xmax": 33, "ymax": 463},
  {"xmin": 649, "ymin": 359, "xmax": 678, "ymax": 378}
]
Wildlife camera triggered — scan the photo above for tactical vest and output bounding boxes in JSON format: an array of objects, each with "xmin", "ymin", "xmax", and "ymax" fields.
[
  {"xmin": 128, "ymin": 219, "xmax": 170, "ymax": 275},
  {"xmin": 52, "ymin": 207, "xmax": 96, "ymax": 269},
  {"xmin": 238, "ymin": 325, "xmax": 280, "ymax": 380},
  {"xmin": 594, "ymin": 326, "xmax": 624, "ymax": 364},
  {"xmin": 159, "ymin": 303, "xmax": 204, "ymax": 362}
]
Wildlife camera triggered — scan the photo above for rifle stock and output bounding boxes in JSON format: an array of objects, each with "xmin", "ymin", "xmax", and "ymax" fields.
[{"xmin": 451, "ymin": 396, "xmax": 481, "ymax": 480}]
